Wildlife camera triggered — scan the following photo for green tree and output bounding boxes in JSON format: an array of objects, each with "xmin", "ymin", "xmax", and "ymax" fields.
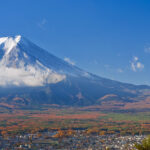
[{"xmin": 134, "ymin": 136, "xmax": 150, "ymax": 150}]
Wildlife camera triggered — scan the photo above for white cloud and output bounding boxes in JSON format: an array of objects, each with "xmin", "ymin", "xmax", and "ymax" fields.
[
  {"xmin": 131, "ymin": 62, "xmax": 136, "ymax": 72},
  {"xmin": 64, "ymin": 57, "xmax": 75, "ymax": 65},
  {"xmin": 0, "ymin": 66, "xmax": 66, "ymax": 87},
  {"xmin": 130, "ymin": 56, "xmax": 144, "ymax": 72},
  {"xmin": 137, "ymin": 62, "xmax": 144, "ymax": 69},
  {"xmin": 134, "ymin": 56, "xmax": 138, "ymax": 61},
  {"xmin": 38, "ymin": 19, "xmax": 47, "ymax": 30}
]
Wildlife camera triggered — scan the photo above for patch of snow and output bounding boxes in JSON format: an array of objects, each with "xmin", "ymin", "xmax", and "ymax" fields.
[
  {"xmin": 23, "ymin": 52, "xmax": 28, "ymax": 59},
  {"xmin": 0, "ymin": 37, "xmax": 8, "ymax": 45},
  {"xmin": 0, "ymin": 35, "xmax": 21, "ymax": 55}
]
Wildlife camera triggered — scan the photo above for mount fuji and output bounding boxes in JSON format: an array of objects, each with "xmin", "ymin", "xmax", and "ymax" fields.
[
  {"xmin": 0, "ymin": 35, "xmax": 150, "ymax": 107},
  {"xmin": 0, "ymin": 35, "xmax": 87, "ymax": 87}
]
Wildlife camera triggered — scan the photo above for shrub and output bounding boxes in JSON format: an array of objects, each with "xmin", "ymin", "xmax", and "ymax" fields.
[{"xmin": 134, "ymin": 136, "xmax": 150, "ymax": 150}]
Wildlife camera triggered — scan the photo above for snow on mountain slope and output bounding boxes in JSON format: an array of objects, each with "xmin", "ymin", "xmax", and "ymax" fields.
[{"xmin": 0, "ymin": 35, "xmax": 67, "ymax": 86}]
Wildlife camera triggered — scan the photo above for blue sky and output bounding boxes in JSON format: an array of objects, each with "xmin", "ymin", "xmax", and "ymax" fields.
[{"xmin": 1, "ymin": 0, "xmax": 150, "ymax": 85}]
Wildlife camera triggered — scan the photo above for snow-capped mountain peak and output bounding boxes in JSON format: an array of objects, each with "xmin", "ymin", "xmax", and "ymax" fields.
[
  {"xmin": 0, "ymin": 35, "xmax": 67, "ymax": 87},
  {"xmin": 0, "ymin": 35, "xmax": 91, "ymax": 87},
  {"xmin": 0, "ymin": 35, "xmax": 21, "ymax": 55}
]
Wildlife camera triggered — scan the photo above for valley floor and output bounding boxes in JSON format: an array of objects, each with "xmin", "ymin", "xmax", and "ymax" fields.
[{"xmin": 0, "ymin": 106, "xmax": 150, "ymax": 149}]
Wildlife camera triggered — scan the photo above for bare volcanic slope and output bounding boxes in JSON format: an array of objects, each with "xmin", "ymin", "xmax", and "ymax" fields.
[{"xmin": 0, "ymin": 35, "xmax": 150, "ymax": 108}]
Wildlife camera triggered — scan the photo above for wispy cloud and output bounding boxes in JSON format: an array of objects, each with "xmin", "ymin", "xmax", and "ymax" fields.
[
  {"xmin": 89, "ymin": 60, "xmax": 99, "ymax": 65},
  {"xmin": 0, "ymin": 66, "xmax": 66, "ymax": 87},
  {"xmin": 130, "ymin": 56, "xmax": 144, "ymax": 72},
  {"xmin": 64, "ymin": 57, "xmax": 75, "ymax": 65},
  {"xmin": 38, "ymin": 19, "xmax": 47, "ymax": 30},
  {"xmin": 144, "ymin": 46, "xmax": 150, "ymax": 53}
]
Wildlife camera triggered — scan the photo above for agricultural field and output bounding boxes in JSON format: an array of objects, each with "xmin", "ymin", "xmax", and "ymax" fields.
[{"xmin": 1, "ymin": 106, "xmax": 150, "ymax": 136}]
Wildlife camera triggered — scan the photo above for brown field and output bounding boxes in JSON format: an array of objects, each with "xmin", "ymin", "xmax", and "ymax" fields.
[{"xmin": 0, "ymin": 106, "xmax": 150, "ymax": 136}]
